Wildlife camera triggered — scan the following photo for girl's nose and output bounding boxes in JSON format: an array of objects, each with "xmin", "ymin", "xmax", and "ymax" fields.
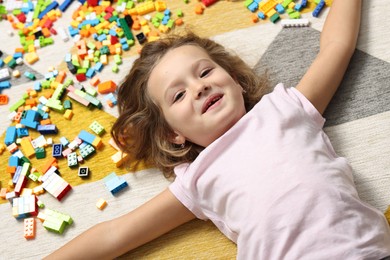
[{"xmin": 193, "ymin": 84, "xmax": 210, "ymax": 99}]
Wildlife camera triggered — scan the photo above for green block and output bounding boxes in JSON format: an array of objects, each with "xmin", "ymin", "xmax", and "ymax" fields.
[
  {"xmin": 270, "ymin": 13, "xmax": 280, "ymax": 23},
  {"xmin": 35, "ymin": 147, "xmax": 46, "ymax": 159},
  {"xmin": 9, "ymin": 98, "xmax": 26, "ymax": 112},
  {"xmin": 89, "ymin": 121, "xmax": 105, "ymax": 136}
]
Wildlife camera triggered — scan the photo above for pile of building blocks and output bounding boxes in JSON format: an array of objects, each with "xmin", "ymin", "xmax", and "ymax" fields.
[
  {"xmin": 0, "ymin": 65, "xmax": 126, "ymax": 239},
  {"xmin": 64, "ymin": 0, "xmax": 185, "ymax": 81},
  {"xmin": 244, "ymin": 0, "xmax": 331, "ymax": 23}
]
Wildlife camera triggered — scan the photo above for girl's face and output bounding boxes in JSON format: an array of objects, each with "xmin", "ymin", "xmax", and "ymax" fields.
[{"xmin": 147, "ymin": 45, "xmax": 246, "ymax": 147}]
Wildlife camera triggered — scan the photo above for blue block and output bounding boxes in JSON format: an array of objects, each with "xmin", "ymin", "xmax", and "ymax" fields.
[
  {"xmin": 247, "ymin": 2, "xmax": 258, "ymax": 12},
  {"xmin": 52, "ymin": 144, "xmax": 63, "ymax": 157},
  {"xmin": 8, "ymin": 156, "xmax": 20, "ymax": 167},
  {"xmin": 38, "ymin": 1, "xmax": 59, "ymax": 19},
  {"xmin": 104, "ymin": 173, "xmax": 128, "ymax": 195},
  {"xmin": 16, "ymin": 128, "xmax": 29, "ymax": 137},
  {"xmin": 301, "ymin": 0, "xmax": 307, "ymax": 7},
  {"xmin": 0, "ymin": 81, "xmax": 11, "ymax": 89},
  {"xmin": 37, "ymin": 124, "xmax": 58, "ymax": 135},
  {"xmin": 275, "ymin": 4, "xmax": 285, "ymax": 14},
  {"xmin": 94, "ymin": 62, "xmax": 103, "ymax": 72},
  {"xmin": 312, "ymin": 0, "xmax": 325, "ymax": 17},
  {"xmin": 59, "ymin": 0, "xmax": 73, "ymax": 12},
  {"xmin": 257, "ymin": 12, "xmax": 266, "ymax": 20},
  {"xmin": 78, "ymin": 130, "xmax": 96, "ymax": 145},
  {"xmin": 86, "ymin": 68, "xmax": 95, "ymax": 78},
  {"xmin": 20, "ymin": 110, "xmax": 40, "ymax": 129},
  {"xmin": 5, "ymin": 126, "xmax": 17, "ymax": 145}
]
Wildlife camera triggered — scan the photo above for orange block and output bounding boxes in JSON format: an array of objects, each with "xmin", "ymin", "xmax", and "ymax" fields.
[
  {"xmin": 89, "ymin": 76, "xmax": 100, "ymax": 86},
  {"xmin": 6, "ymin": 166, "xmax": 17, "ymax": 175},
  {"xmin": 97, "ymin": 80, "xmax": 117, "ymax": 94},
  {"xmin": 24, "ymin": 218, "xmax": 36, "ymax": 239},
  {"xmin": 40, "ymin": 119, "xmax": 52, "ymax": 125},
  {"xmin": 0, "ymin": 94, "xmax": 9, "ymax": 105},
  {"xmin": 55, "ymin": 71, "xmax": 66, "ymax": 83},
  {"xmin": 41, "ymin": 157, "xmax": 57, "ymax": 174}
]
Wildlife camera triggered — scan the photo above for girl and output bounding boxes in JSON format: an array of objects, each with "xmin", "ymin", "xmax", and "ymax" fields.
[{"xmin": 46, "ymin": 0, "xmax": 390, "ymax": 259}]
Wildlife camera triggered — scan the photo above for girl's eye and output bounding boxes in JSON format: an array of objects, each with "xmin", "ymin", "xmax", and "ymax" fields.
[
  {"xmin": 173, "ymin": 91, "xmax": 185, "ymax": 103},
  {"xmin": 200, "ymin": 68, "xmax": 212, "ymax": 78}
]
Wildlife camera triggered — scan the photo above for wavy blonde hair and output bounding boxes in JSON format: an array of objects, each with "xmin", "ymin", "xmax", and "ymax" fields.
[{"xmin": 111, "ymin": 32, "xmax": 270, "ymax": 177}]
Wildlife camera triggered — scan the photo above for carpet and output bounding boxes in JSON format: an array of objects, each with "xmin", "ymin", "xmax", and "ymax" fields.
[{"xmin": 0, "ymin": 0, "xmax": 389, "ymax": 259}]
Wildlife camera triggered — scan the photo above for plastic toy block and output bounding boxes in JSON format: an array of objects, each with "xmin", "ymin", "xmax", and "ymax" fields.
[
  {"xmin": 20, "ymin": 137, "xmax": 36, "ymax": 158},
  {"xmin": 42, "ymin": 209, "xmax": 73, "ymax": 234},
  {"xmin": 20, "ymin": 110, "xmax": 40, "ymax": 129},
  {"xmin": 14, "ymin": 175, "xmax": 27, "ymax": 195},
  {"xmin": 0, "ymin": 67, "xmax": 11, "ymax": 81},
  {"xmin": 63, "ymin": 109, "xmax": 73, "ymax": 120},
  {"xmin": 17, "ymin": 128, "xmax": 29, "ymax": 138},
  {"xmin": 78, "ymin": 130, "xmax": 98, "ymax": 146},
  {"xmin": 0, "ymin": 188, "xmax": 8, "ymax": 199},
  {"xmin": 5, "ymin": 126, "xmax": 17, "ymax": 145},
  {"xmin": 118, "ymin": 18, "xmax": 134, "ymax": 40},
  {"xmin": 12, "ymin": 195, "xmax": 38, "ymax": 219},
  {"xmin": 79, "ymin": 144, "xmax": 95, "ymax": 159},
  {"xmin": 111, "ymin": 151, "xmax": 130, "ymax": 167},
  {"xmin": 35, "ymin": 147, "xmax": 46, "ymax": 159},
  {"xmin": 96, "ymin": 198, "xmax": 107, "ymax": 210},
  {"xmin": 78, "ymin": 166, "xmax": 89, "ymax": 177},
  {"xmin": 41, "ymin": 157, "xmax": 58, "ymax": 174},
  {"xmin": 259, "ymin": 0, "xmax": 277, "ymax": 14},
  {"xmin": 38, "ymin": 1, "xmax": 59, "ymax": 19},
  {"xmin": 37, "ymin": 124, "xmax": 58, "ymax": 135},
  {"xmin": 24, "ymin": 218, "xmax": 36, "ymax": 239},
  {"xmin": 25, "ymin": 52, "xmax": 39, "ymax": 64},
  {"xmin": 89, "ymin": 121, "xmax": 105, "ymax": 136},
  {"xmin": 59, "ymin": 0, "xmax": 73, "ymax": 12},
  {"xmin": 0, "ymin": 94, "xmax": 9, "ymax": 105},
  {"xmin": 313, "ymin": 0, "xmax": 325, "ymax": 17},
  {"xmin": 0, "ymin": 80, "xmax": 11, "ymax": 89},
  {"xmin": 41, "ymin": 167, "xmax": 72, "ymax": 201},
  {"xmin": 24, "ymin": 71, "xmax": 36, "ymax": 80},
  {"xmin": 281, "ymin": 18, "xmax": 310, "ymax": 28},
  {"xmin": 97, "ymin": 80, "xmax": 117, "ymax": 94},
  {"xmin": 104, "ymin": 172, "xmax": 128, "ymax": 195},
  {"xmin": 67, "ymin": 152, "xmax": 78, "ymax": 167}
]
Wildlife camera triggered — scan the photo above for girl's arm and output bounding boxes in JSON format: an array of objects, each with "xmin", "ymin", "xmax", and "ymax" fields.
[
  {"xmin": 296, "ymin": 0, "xmax": 362, "ymax": 114},
  {"xmin": 44, "ymin": 188, "xmax": 195, "ymax": 259}
]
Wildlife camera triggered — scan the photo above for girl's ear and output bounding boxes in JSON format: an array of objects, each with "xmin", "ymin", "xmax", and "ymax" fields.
[{"xmin": 171, "ymin": 131, "xmax": 186, "ymax": 145}]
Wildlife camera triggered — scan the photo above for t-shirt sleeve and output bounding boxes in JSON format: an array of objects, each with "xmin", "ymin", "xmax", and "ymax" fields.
[
  {"xmin": 279, "ymin": 84, "xmax": 326, "ymax": 128},
  {"xmin": 169, "ymin": 165, "xmax": 208, "ymax": 220}
]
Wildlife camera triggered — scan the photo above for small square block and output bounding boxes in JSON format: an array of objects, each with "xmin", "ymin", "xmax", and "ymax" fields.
[{"xmin": 78, "ymin": 167, "xmax": 89, "ymax": 177}]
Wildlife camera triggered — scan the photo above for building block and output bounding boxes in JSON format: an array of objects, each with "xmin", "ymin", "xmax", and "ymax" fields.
[
  {"xmin": 77, "ymin": 167, "xmax": 88, "ymax": 177},
  {"xmin": 42, "ymin": 208, "xmax": 73, "ymax": 234},
  {"xmin": 24, "ymin": 218, "xmax": 36, "ymax": 239},
  {"xmin": 5, "ymin": 126, "xmax": 17, "ymax": 145},
  {"xmin": 37, "ymin": 124, "xmax": 58, "ymax": 135},
  {"xmin": 12, "ymin": 195, "xmax": 38, "ymax": 219},
  {"xmin": 312, "ymin": 0, "xmax": 325, "ymax": 17},
  {"xmin": 96, "ymin": 198, "xmax": 107, "ymax": 210},
  {"xmin": 41, "ymin": 166, "xmax": 72, "ymax": 201},
  {"xmin": 104, "ymin": 172, "xmax": 128, "ymax": 195},
  {"xmin": 67, "ymin": 152, "xmax": 78, "ymax": 167},
  {"xmin": 97, "ymin": 80, "xmax": 117, "ymax": 94},
  {"xmin": 20, "ymin": 137, "xmax": 35, "ymax": 158},
  {"xmin": 89, "ymin": 121, "xmax": 105, "ymax": 136}
]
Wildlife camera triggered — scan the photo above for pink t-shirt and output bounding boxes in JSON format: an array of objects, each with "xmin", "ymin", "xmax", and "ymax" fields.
[{"xmin": 169, "ymin": 84, "xmax": 390, "ymax": 259}]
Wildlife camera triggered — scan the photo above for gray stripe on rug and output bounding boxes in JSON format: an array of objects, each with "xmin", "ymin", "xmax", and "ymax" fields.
[
  {"xmin": 0, "ymin": 51, "xmax": 44, "ymax": 86},
  {"xmin": 254, "ymin": 27, "xmax": 390, "ymax": 127}
]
